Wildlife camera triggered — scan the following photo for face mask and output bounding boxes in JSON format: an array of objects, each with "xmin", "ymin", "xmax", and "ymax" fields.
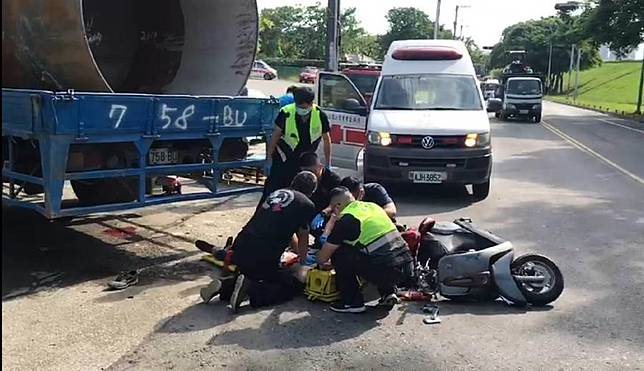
[{"xmin": 296, "ymin": 107, "xmax": 311, "ymax": 116}]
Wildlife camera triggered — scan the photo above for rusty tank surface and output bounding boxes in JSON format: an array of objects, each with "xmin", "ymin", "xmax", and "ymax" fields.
[{"xmin": 2, "ymin": 0, "xmax": 258, "ymax": 95}]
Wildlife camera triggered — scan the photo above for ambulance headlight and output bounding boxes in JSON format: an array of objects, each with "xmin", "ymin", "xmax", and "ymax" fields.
[
  {"xmin": 368, "ymin": 131, "xmax": 392, "ymax": 146},
  {"xmin": 465, "ymin": 133, "xmax": 490, "ymax": 148}
]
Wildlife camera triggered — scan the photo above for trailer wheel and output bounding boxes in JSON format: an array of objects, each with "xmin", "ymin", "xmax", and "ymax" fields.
[{"xmin": 71, "ymin": 178, "xmax": 138, "ymax": 205}]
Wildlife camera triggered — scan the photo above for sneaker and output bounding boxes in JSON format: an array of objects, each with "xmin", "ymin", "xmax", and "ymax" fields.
[
  {"xmin": 378, "ymin": 293, "xmax": 401, "ymax": 306},
  {"xmin": 107, "ymin": 270, "xmax": 139, "ymax": 290},
  {"xmin": 330, "ymin": 303, "xmax": 367, "ymax": 314},
  {"xmin": 230, "ymin": 274, "xmax": 250, "ymax": 313},
  {"xmin": 195, "ymin": 240, "xmax": 215, "ymax": 254},
  {"xmin": 200, "ymin": 278, "xmax": 223, "ymax": 304}
]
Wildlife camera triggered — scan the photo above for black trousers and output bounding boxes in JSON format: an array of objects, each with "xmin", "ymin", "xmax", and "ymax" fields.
[
  {"xmin": 232, "ymin": 233, "xmax": 303, "ymax": 308},
  {"xmin": 259, "ymin": 158, "xmax": 298, "ymax": 205},
  {"xmin": 332, "ymin": 245, "xmax": 413, "ymax": 306}
]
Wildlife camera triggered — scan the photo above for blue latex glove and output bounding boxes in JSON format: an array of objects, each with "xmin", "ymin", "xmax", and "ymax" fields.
[
  {"xmin": 310, "ymin": 213, "xmax": 326, "ymax": 231},
  {"xmin": 305, "ymin": 254, "xmax": 317, "ymax": 266}
]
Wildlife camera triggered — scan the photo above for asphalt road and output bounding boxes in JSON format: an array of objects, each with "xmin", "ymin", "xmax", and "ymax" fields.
[{"xmin": 3, "ymin": 80, "xmax": 643, "ymax": 370}]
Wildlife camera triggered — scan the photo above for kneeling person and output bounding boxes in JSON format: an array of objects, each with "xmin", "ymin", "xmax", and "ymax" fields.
[
  {"xmin": 340, "ymin": 176, "xmax": 397, "ymax": 220},
  {"xmin": 203, "ymin": 171, "xmax": 318, "ymax": 312},
  {"xmin": 317, "ymin": 187, "xmax": 413, "ymax": 313}
]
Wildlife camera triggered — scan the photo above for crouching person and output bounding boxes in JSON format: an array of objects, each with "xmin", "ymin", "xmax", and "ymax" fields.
[
  {"xmin": 201, "ymin": 171, "xmax": 318, "ymax": 313},
  {"xmin": 316, "ymin": 187, "xmax": 414, "ymax": 313}
]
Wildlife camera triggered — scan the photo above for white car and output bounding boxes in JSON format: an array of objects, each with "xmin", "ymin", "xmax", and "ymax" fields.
[{"xmin": 250, "ymin": 60, "xmax": 278, "ymax": 80}]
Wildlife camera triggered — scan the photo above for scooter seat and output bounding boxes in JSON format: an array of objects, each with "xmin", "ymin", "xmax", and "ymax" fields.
[{"xmin": 420, "ymin": 224, "xmax": 478, "ymax": 268}]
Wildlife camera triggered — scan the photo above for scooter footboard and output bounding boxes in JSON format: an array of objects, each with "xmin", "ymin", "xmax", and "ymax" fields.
[{"xmin": 438, "ymin": 241, "xmax": 514, "ymax": 297}]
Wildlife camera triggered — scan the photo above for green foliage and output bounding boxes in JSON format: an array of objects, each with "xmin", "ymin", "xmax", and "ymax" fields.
[
  {"xmin": 378, "ymin": 7, "xmax": 453, "ymax": 58},
  {"xmin": 463, "ymin": 37, "xmax": 489, "ymax": 66},
  {"xmin": 488, "ymin": 16, "xmax": 600, "ymax": 75},
  {"xmin": 258, "ymin": 4, "xmax": 378, "ymax": 60},
  {"xmin": 583, "ymin": 0, "xmax": 644, "ymax": 56},
  {"xmin": 488, "ymin": 68, "xmax": 504, "ymax": 79},
  {"xmin": 548, "ymin": 61, "xmax": 642, "ymax": 113}
]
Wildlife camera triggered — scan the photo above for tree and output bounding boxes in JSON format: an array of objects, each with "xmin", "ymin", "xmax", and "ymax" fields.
[
  {"xmin": 258, "ymin": 4, "xmax": 380, "ymax": 61},
  {"xmin": 583, "ymin": 0, "xmax": 643, "ymax": 55},
  {"xmin": 488, "ymin": 16, "xmax": 600, "ymax": 94},
  {"xmin": 463, "ymin": 37, "xmax": 489, "ymax": 66},
  {"xmin": 583, "ymin": 0, "xmax": 644, "ymax": 113},
  {"xmin": 339, "ymin": 7, "xmax": 379, "ymax": 59},
  {"xmin": 379, "ymin": 7, "xmax": 453, "ymax": 58},
  {"xmin": 258, "ymin": 6, "xmax": 300, "ymax": 58}
]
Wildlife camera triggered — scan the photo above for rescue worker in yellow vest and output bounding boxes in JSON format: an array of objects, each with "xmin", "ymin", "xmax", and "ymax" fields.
[
  {"xmin": 263, "ymin": 86, "xmax": 332, "ymax": 203},
  {"xmin": 317, "ymin": 187, "xmax": 414, "ymax": 313}
]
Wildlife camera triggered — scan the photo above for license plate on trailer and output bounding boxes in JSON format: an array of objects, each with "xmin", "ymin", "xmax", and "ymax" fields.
[
  {"xmin": 149, "ymin": 148, "xmax": 179, "ymax": 165},
  {"xmin": 409, "ymin": 171, "xmax": 446, "ymax": 184},
  {"xmin": 519, "ymin": 109, "xmax": 529, "ymax": 114}
]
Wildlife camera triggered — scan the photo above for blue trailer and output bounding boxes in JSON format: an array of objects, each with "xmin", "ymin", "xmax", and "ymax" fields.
[{"xmin": 2, "ymin": 88, "xmax": 277, "ymax": 219}]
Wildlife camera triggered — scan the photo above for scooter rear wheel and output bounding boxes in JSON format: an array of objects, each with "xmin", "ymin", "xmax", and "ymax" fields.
[{"xmin": 511, "ymin": 254, "xmax": 564, "ymax": 306}]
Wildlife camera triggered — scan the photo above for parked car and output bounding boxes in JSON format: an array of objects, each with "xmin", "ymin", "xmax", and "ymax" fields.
[
  {"xmin": 250, "ymin": 60, "xmax": 278, "ymax": 80},
  {"xmin": 299, "ymin": 66, "xmax": 319, "ymax": 84}
]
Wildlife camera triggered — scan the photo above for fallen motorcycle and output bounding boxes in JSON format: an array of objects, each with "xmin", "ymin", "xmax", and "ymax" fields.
[{"xmin": 402, "ymin": 218, "xmax": 564, "ymax": 306}]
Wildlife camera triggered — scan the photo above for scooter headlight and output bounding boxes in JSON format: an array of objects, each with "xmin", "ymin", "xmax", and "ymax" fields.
[{"xmin": 367, "ymin": 131, "xmax": 392, "ymax": 146}]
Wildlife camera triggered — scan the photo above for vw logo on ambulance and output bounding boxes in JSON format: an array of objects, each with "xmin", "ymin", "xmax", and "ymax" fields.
[{"xmin": 421, "ymin": 136, "xmax": 435, "ymax": 149}]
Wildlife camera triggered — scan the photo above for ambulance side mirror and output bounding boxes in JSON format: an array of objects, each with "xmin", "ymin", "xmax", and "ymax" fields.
[{"xmin": 342, "ymin": 98, "xmax": 368, "ymax": 115}]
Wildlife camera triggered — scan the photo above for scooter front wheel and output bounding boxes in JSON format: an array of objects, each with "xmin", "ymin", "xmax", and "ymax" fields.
[{"xmin": 511, "ymin": 254, "xmax": 564, "ymax": 306}]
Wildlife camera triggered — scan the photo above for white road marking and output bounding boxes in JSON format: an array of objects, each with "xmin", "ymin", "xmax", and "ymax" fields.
[
  {"xmin": 595, "ymin": 118, "xmax": 644, "ymax": 135},
  {"xmin": 542, "ymin": 120, "xmax": 644, "ymax": 186}
]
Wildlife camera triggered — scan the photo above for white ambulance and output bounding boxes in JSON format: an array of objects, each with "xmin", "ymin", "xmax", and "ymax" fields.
[{"xmin": 317, "ymin": 39, "xmax": 492, "ymax": 200}]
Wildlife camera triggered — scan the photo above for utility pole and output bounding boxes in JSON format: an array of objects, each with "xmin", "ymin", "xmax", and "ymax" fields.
[
  {"xmin": 547, "ymin": 41, "xmax": 553, "ymax": 94},
  {"xmin": 453, "ymin": 5, "xmax": 459, "ymax": 40},
  {"xmin": 453, "ymin": 5, "xmax": 470, "ymax": 40},
  {"xmin": 326, "ymin": 0, "xmax": 340, "ymax": 71},
  {"xmin": 567, "ymin": 44, "xmax": 575, "ymax": 93},
  {"xmin": 574, "ymin": 47, "xmax": 581, "ymax": 101},
  {"xmin": 434, "ymin": 0, "xmax": 442, "ymax": 40},
  {"xmin": 636, "ymin": 56, "xmax": 643, "ymax": 114}
]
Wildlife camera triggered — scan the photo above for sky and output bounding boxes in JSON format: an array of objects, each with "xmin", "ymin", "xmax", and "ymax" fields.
[{"xmin": 258, "ymin": 0, "xmax": 566, "ymax": 48}]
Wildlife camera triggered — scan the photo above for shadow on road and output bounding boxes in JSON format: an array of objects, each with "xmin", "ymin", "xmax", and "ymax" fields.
[
  {"xmin": 1, "ymin": 194, "xmax": 257, "ymax": 302},
  {"xmin": 93, "ymin": 259, "xmax": 211, "ymax": 304},
  {"xmin": 391, "ymin": 184, "xmax": 475, "ymax": 217},
  {"xmin": 207, "ymin": 306, "xmax": 389, "ymax": 350},
  {"xmin": 1, "ymin": 207, "xmax": 200, "ymax": 301}
]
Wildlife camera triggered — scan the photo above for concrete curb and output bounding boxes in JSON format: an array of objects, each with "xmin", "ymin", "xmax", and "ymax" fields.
[{"xmin": 545, "ymin": 97, "xmax": 644, "ymax": 123}]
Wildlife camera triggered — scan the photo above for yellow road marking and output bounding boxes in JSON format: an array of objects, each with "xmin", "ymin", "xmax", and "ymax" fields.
[
  {"xmin": 596, "ymin": 118, "xmax": 644, "ymax": 135},
  {"xmin": 542, "ymin": 120, "xmax": 644, "ymax": 186}
]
